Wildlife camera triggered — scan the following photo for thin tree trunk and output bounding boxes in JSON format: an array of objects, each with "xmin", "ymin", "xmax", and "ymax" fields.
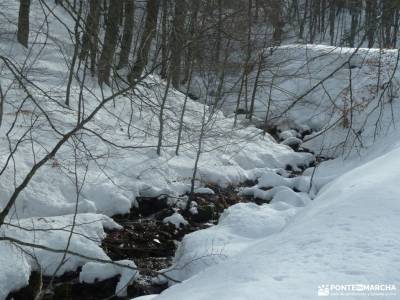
[
  {"xmin": 118, "ymin": 0, "xmax": 135, "ymax": 69},
  {"xmin": 66, "ymin": 2, "xmax": 83, "ymax": 106},
  {"xmin": 233, "ymin": 73, "xmax": 245, "ymax": 127},
  {"xmin": 176, "ymin": 64, "xmax": 193, "ymax": 156},
  {"xmin": 0, "ymin": 84, "xmax": 4, "ymax": 128},
  {"xmin": 156, "ymin": 71, "xmax": 171, "ymax": 156},
  {"xmin": 160, "ymin": 0, "xmax": 169, "ymax": 78},
  {"xmin": 248, "ymin": 52, "xmax": 264, "ymax": 120},
  {"xmin": 215, "ymin": 0, "xmax": 222, "ymax": 66},
  {"xmin": 299, "ymin": 0, "xmax": 308, "ymax": 39},
  {"xmin": 182, "ymin": 0, "xmax": 199, "ymax": 85},
  {"xmin": 366, "ymin": 0, "xmax": 377, "ymax": 48},
  {"xmin": 329, "ymin": 0, "xmax": 335, "ymax": 45},
  {"xmin": 187, "ymin": 107, "xmax": 207, "ymax": 210}
]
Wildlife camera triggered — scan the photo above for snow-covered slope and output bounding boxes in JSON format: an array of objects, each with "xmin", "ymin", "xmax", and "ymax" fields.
[
  {"xmin": 0, "ymin": 2, "xmax": 312, "ymax": 219},
  {"xmin": 0, "ymin": 1, "xmax": 313, "ymax": 298},
  {"xmin": 151, "ymin": 134, "xmax": 400, "ymax": 300},
  {"xmin": 224, "ymin": 44, "xmax": 400, "ymax": 157}
]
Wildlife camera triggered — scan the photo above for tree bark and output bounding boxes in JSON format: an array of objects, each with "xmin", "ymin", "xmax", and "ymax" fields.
[
  {"xmin": 128, "ymin": 0, "xmax": 160, "ymax": 83},
  {"xmin": 182, "ymin": 0, "xmax": 199, "ymax": 85},
  {"xmin": 160, "ymin": 0, "xmax": 169, "ymax": 78},
  {"xmin": 80, "ymin": 0, "xmax": 101, "ymax": 76},
  {"xmin": 118, "ymin": 0, "xmax": 135, "ymax": 69},
  {"xmin": 98, "ymin": 0, "xmax": 123, "ymax": 85},
  {"xmin": 17, "ymin": 0, "xmax": 31, "ymax": 48},
  {"xmin": 170, "ymin": 0, "xmax": 186, "ymax": 89}
]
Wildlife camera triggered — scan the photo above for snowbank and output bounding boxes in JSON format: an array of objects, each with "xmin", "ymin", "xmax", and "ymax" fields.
[
  {"xmin": 0, "ymin": 213, "xmax": 120, "ymax": 298},
  {"xmin": 154, "ymin": 145, "xmax": 400, "ymax": 299},
  {"xmin": 80, "ymin": 260, "xmax": 138, "ymax": 297}
]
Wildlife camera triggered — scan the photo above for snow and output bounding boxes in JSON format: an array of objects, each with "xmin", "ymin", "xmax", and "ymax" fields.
[
  {"xmin": 131, "ymin": 296, "xmax": 158, "ymax": 300},
  {"xmin": 239, "ymin": 170, "xmax": 316, "ymax": 202},
  {"xmin": 0, "ymin": 213, "xmax": 121, "ymax": 298},
  {"xmin": 194, "ymin": 187, "xmax": 215, "ymax": 195},
  {"xmin": 1, "ymin": 1, "xmax": 399, "ymax": 299},
  {"xmin": 222, "ymin": 44, "xmax": 400, "ymax": 157},
  {"xmin": 164, "ymin": 202, "xmax": 298, "ymax": 283},
  {"xmin": 152, "ymin": 141, "xmax": 400, "ymax": 300},
  {"xmin": 0, "ymin": 243, "xmax": 32, "ymax": 300},
  {"xmin": 163, "ymin": 212, "xmax": 188, "ymax": 228},
  {"xmin": 270, "ymin": 188, "xmax": 310, "ymax": 207},
  {"xmin": 0, "ymin": 2, "xmax": 313, "ymax": 297},
  {"xmin": 278, "ymin": 129, "xmax": 299, "ymax": 140},
  {"xmin": 80, "ymin": 260, "xmax": 138, "ymax": 297}
]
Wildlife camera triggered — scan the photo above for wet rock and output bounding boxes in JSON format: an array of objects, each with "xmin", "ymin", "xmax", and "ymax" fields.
[
  {"xmin": 133, "ymin": 196, "xmax": 169, "ymax": 217},
  {"xmin": 51, "ymin": 276, "xmax": 120, "ymax": 300},
  {"xmin": 190, "ymin": 204, "xmax": 216, "ymax": 223},
  {"xmin": 7, "ymin": 271, "xmax": 42, "ymax": 300},
  {"xmin": 127, "ymin": 280, "xmax": 168, "ymax": 298}
]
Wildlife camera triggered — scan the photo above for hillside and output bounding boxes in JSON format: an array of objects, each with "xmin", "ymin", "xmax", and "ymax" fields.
[{"xmin": 1, "ymin": 1, "xmax": 400, "ymax": 300}]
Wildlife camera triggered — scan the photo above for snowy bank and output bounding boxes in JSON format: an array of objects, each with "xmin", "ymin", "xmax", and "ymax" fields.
[{"xmin": 152, "ymin": 144, "xmax": 400, "ymax": 300}]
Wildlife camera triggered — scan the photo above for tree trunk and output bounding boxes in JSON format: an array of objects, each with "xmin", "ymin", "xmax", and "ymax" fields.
[
  {"xmin": 128, "ymin": 0, "xmax": 160, "ymax": 83},
  {"xmin": 98, "ymin": 0, "xmax": 123, "ymax": 85},
  {"xmin": 299, "ymin": 0, "xmax": 308, "ymax": 39},
  {"xmin": 365, "ymin": 0, "xmax": 377, "ymax": 48},
  {"xmin": 156, "ymin": 71, "xmax": 171, "ymax": 156},
  {"xmin": 382, "ymin": 1, "xmax": 394, "ymax": 48},
  {"xmin": 270, "ymin": 0, "xmax": 284, "ymax": 44},
  {"xmin": 170, "ymin": 0, "xmax": 186, "ymax": 89},
  {"xmin": 80, "ymin": 0, "xmax": 101, "ymax": 76},
  {"xmin": 17, "ymin": 0, "xmax": 31, "ymax": 48},
  {"xmin": 215, "ymin": 0, "xmax": 222, "ymax": 66},
  {"xmin": 329, "ymin": 0, "xmax": 335, "ymax": 45},
  {"xmin": 248, "ymin": 52, "xmax": 263, "ymax": 120},
  {"xmin": 182, "ymin": 0, "xmax": 199, "ymax": 85},
  {"xmin": 349, "ymin": 0, "xmax": 360, "ymax": 47},
  {"xmin": 118, "ymin": 0, "xmax": 135, "ymax": 69},
  {"xmin": 160, "ymin": 0, "xmax": 169, "ymax": 78}
]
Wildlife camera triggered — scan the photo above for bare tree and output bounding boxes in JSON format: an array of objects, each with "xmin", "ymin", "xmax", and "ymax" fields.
[
  {"xmin": 118, "ymin": 0, "xmax": 135, "ymax": 69},
  {"xmin": 80, "ymin": 0, "xmax": 101, "ymax": 76},
  {"xmin": 170, "ymin": 0, "xmax": 186, "ymax": 89},
  {"xmin": 128, "ymin": 0, "xmax": 160, "ymax": 83},
  {"xmin": 98, "ymin": 0, "xmax": 123, "ymax": 85}
]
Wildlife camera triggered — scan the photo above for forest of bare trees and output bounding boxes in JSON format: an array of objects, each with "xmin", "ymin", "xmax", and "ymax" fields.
[
  {"xmin": 14, "ymin": 0, "xmax": 400, "ymax": 122},
  {"xmin": 16, "ymin": 0, "xmax": 400, "ymax": 80},
  {"xmin": 1, "ymin": 0, "xmax": 400, "ymax": 299}
]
